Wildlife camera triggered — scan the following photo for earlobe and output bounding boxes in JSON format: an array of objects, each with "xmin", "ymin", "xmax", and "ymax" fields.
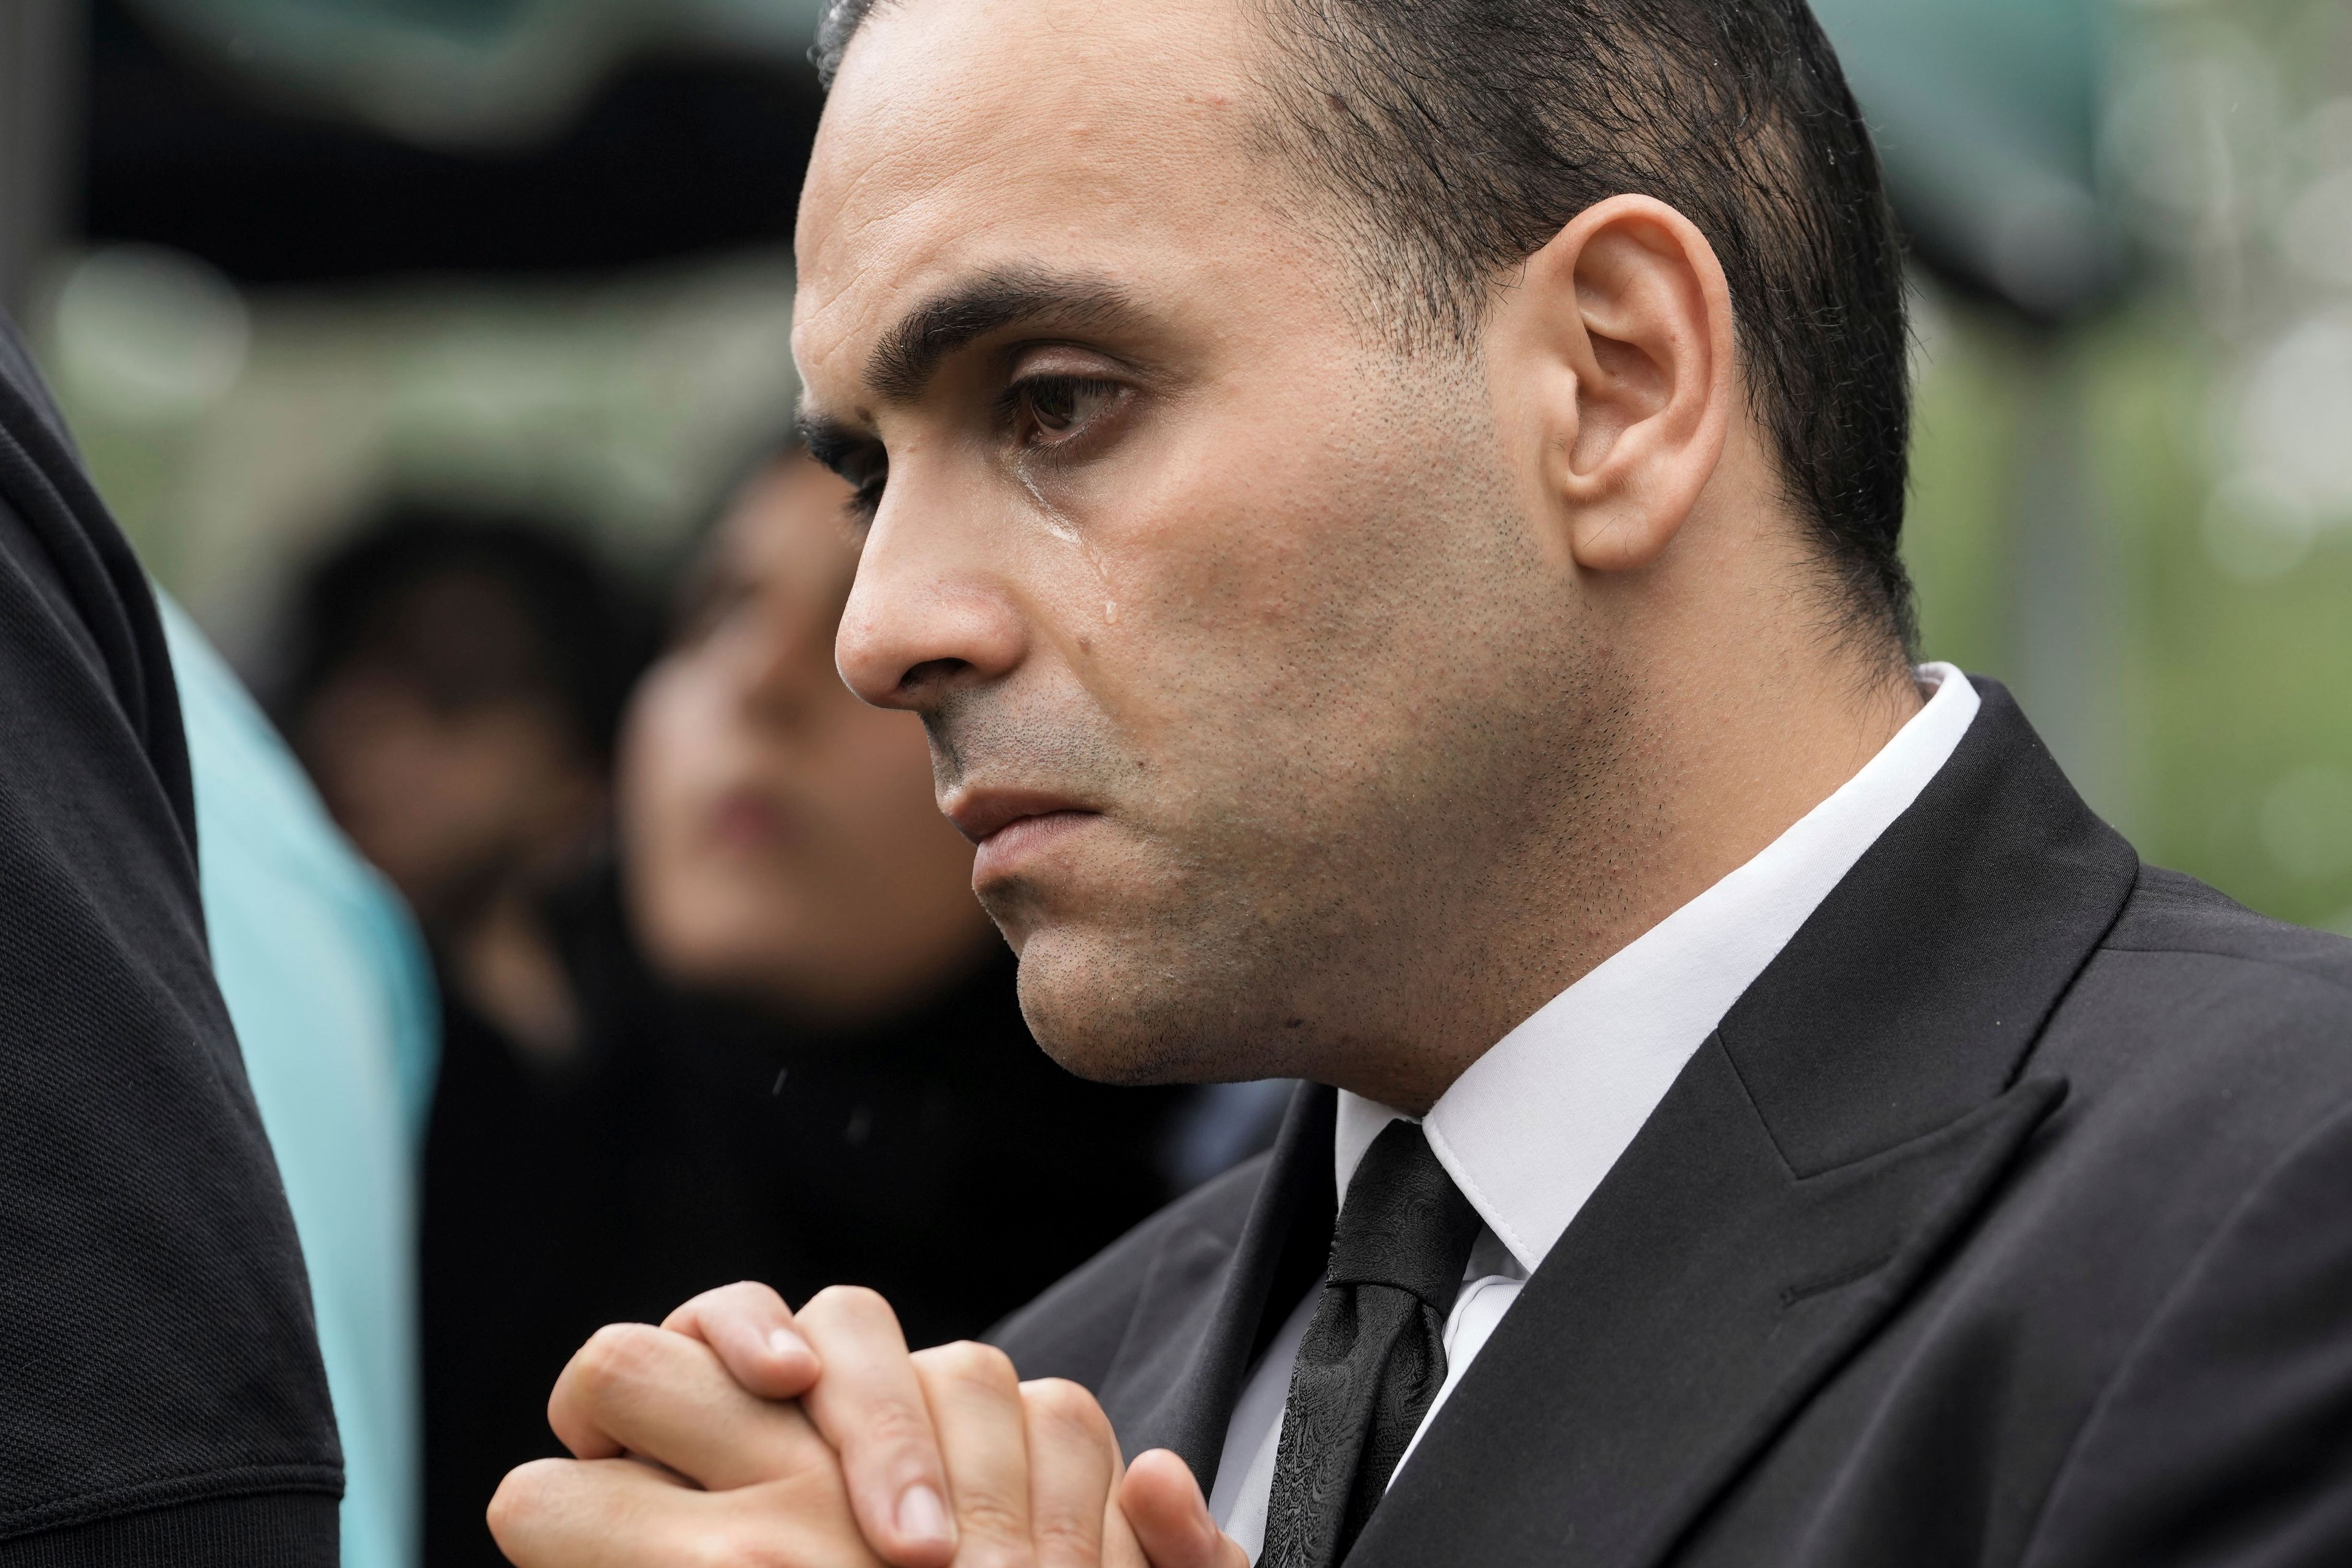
[{"xmin": 1496, "ymin": 194, "xmax": 1736, "ymax": 577}]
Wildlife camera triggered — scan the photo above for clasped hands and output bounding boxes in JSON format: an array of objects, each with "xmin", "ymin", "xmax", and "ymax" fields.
[{"xmin": 489, "ymin": 1282, "xmax": 1250, "ymax": 1568}]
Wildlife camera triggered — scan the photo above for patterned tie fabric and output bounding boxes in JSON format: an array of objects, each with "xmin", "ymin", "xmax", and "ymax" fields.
[{"xmin": 1260, "ymin": 1118, "xmax": 1484, "ymax": 1567}]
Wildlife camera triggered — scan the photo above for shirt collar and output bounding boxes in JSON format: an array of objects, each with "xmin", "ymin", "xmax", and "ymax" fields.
[{"xmin": 1335, "ymin": 664, "xmax": 1983, "ymax": 1273}]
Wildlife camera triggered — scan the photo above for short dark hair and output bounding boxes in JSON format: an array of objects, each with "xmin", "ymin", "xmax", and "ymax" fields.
[
  {"xmin": 815, "ymin": 0, "xmax": 1915, "ymax": 653},
  {"xmin": 281, "ymin": 509, "xmax": 657, "ymax": 763}
]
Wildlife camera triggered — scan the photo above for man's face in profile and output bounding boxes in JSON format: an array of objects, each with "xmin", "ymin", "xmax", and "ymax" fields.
[{"xmin": 796, "ymin": 0, "xmax": 1605, "ymax": 1090}]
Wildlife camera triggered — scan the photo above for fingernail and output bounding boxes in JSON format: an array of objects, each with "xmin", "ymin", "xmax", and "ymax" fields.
[
  {"xmin": 896, "ymin": 1483, "xmax": 951, "ymax": 1546},
  {"xmin": 767, "ymin": 1327, "xmax": 812, "ymax": 1363}
]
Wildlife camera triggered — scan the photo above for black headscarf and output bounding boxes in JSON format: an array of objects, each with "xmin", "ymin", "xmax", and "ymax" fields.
[{"xmin": 0, "ymin": 326, "xmax": 341, "ymax": 1564}]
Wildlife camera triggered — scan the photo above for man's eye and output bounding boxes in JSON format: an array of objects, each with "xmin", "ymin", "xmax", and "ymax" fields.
[
  {"xmin": 1009, "ymin": 375, "xmax": 1118, "ymax": 446},
  {"xmin": 838, "ymin": 451, "xmax": 888, "ymax": 523},
  {"xmin": 847, "ymin": 476, "xmax": 886, "ymax": 524}
]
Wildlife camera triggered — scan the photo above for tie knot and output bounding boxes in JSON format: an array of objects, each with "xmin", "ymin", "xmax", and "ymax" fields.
[{"xmin": 1325, "ymin": 1120, "xmax": 1483, "ymax": 1309}]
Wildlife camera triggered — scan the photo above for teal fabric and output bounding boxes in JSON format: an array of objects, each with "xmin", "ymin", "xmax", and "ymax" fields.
[{"xmin": 161, "ymin": 596, "xmax": 437, "ymax": 1568}]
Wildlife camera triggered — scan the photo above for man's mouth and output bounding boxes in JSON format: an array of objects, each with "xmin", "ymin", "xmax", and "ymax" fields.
[{"xmin": 945, "ymin": 788, "xmax": 1102, "ymax": 884}]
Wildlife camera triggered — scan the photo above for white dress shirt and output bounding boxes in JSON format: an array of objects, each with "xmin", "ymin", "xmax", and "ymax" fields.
[{"xmin": 1209, "ymin": 665, "xmax": 1984, "ymax": 1559}]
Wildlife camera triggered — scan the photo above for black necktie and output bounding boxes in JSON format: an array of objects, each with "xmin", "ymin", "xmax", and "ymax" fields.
[{"xmin": 1260, "ymin": 1119, "xmax": 1483, "ymax": 1568}]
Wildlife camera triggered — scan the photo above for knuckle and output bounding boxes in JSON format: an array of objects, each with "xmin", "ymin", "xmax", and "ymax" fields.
[
  {"xmin": 1032, "ymin": 1508, "xmax": 1101, "ymax": 1564},
  {"xmin": 570, "ymin": 1322, "xmax": 664, "ymax": 1399},
  {"xmin": 483, "ymin": 1461, "xmax": 552, "ymax": 1536},
  {"xmin": 858, "ymin": 1395, "xmax": 933, "ymax": 1450},
  {"xmin": 922, "ymin": 1339, "xmax": 1019, "ymax": 1395},
  {"xmin": 722, "ymin": 1278, "xmax": 785, "ymax": 1306},
  {"xmin": 704, "ymin": 1279, "xmax": 789, "ymax": 1324},
  {"xmin": 1022, "ymin": 1378, "xmax": 1110, "ymax": 1440},
  {"xmin": 483, "ymin": 1460, "xmax": 598, "ymax": 1556},
  {"xmin": 801, "ymin": 1283, "xmax": 899, "ymax": 1338},
  {"xmin": 953, "ymin": 1491, "xmax": 1035, "ymax": 1556}
]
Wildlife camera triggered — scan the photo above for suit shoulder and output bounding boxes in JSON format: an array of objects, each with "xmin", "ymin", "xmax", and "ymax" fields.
[
  {"xmin": 2098, "ymin": 864, "xmax": 2352, "ymax": 1007},
  {"xmin": 989, "ymin": 1148, "xmax": 1269, "ymax": 1387},
  {"xmin": 2044, "ymin": 865, "xmax": 2352, "ymax": 1151}
]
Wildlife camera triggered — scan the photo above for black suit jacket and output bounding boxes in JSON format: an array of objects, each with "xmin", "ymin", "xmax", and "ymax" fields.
[{"xmin": 995, "ymin": 680, "xmax": 2352, "ymax": 1566}]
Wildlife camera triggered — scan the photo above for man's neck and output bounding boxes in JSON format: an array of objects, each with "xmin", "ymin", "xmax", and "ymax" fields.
[{"xmin": 1343, "ymin": 642, "xmax": 1923, "ymax": 1115}]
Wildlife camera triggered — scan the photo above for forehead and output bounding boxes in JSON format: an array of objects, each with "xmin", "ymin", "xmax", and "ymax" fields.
[{"xmin": 792, "ymin": 0, "xmax": 1276, "ymax": 388}]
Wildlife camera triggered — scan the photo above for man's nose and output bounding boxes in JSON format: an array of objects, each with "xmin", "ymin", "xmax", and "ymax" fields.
[{"xmin": 834, "ymin": 506, "xmax": 1025, "ymax": 711}]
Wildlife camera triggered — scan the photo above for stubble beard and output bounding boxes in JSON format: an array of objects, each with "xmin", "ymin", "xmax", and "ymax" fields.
[
  {"xmin": 941, "ymin": 563, "xmax": 1638, "ymax": 1098},
  {"xmin": 932, "ymin": 356, "xmax": 1646, "ymax": 1093}
]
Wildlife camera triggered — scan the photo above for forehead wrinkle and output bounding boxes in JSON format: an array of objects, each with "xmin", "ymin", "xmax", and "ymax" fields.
[
  {"xmin": 794, "ymin": 0, "xmax": 1314, "ymax": 418},
  {"xmin": 863, "ymin": 267, "xmax": 1144, "ymax": 404},
  {"xmin": 799, "ymin": 0, "xmax": 1262, "ymax": 278}
]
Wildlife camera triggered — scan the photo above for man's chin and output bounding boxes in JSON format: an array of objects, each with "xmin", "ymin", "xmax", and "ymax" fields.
[{"xmin": 1009, "ymin": 924, "xmax": 1270, "ymax": 1087}]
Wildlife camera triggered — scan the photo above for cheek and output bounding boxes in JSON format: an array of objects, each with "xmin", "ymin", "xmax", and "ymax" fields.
[
  {"xmin": 1072, "ymin": 461, "xmax": 1429, "ymax": 775},
  {"xmin": 1078, "ymin": 361, "xmax": 1438, "ymax": 673},
  {"xmin": 618, "ymin": 674, "xmax": 722, "ymax": 857}
]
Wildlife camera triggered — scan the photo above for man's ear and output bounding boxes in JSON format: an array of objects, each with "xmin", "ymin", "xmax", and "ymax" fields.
[{"xmin": 1489, "ymin": 194, "xmax": 1736, "ymax": 575}]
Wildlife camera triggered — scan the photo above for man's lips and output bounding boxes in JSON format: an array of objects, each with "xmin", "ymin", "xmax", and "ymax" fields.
[
  {"xmin": 946, "ymin": 788, "xmax": 1101, "ymax": 883},
  {"xmin": 944, "ymin": 787, "xmax": 1096, "ymax": 845}
]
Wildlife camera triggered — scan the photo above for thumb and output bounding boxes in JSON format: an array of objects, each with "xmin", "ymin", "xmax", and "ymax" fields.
[{"xmin": 1118, "ymin": 1450, "xmax": 1250, "ymax": 1568}]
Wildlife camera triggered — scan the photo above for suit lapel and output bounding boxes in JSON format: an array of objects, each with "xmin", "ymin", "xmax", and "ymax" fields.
[
  {"xmin": 1098, "ymin": 1082, "xmax": 1336, "ymax": 1486},
  {"xmin": 1355, "ymin": 1043, "xmax": 2064, "ymax": 1567},
  {"xmin": 1351, "ymin": 680, "xmax": 2140, "ymax": 1567}
]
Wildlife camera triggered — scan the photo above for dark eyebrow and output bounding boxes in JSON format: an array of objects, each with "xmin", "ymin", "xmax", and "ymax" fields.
[{"xmin": 865, "ymin": 266, "xmax": 1141, "ymax": 402}]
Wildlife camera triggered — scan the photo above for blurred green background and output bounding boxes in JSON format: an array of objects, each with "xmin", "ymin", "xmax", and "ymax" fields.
[
  {"xmin": 1891, "ymin": 0, "xmax": 2352, "ymax": 934},
  {"xmin": 2, "ymin": 0, "xmax": 2350, "ymax": 929}
]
